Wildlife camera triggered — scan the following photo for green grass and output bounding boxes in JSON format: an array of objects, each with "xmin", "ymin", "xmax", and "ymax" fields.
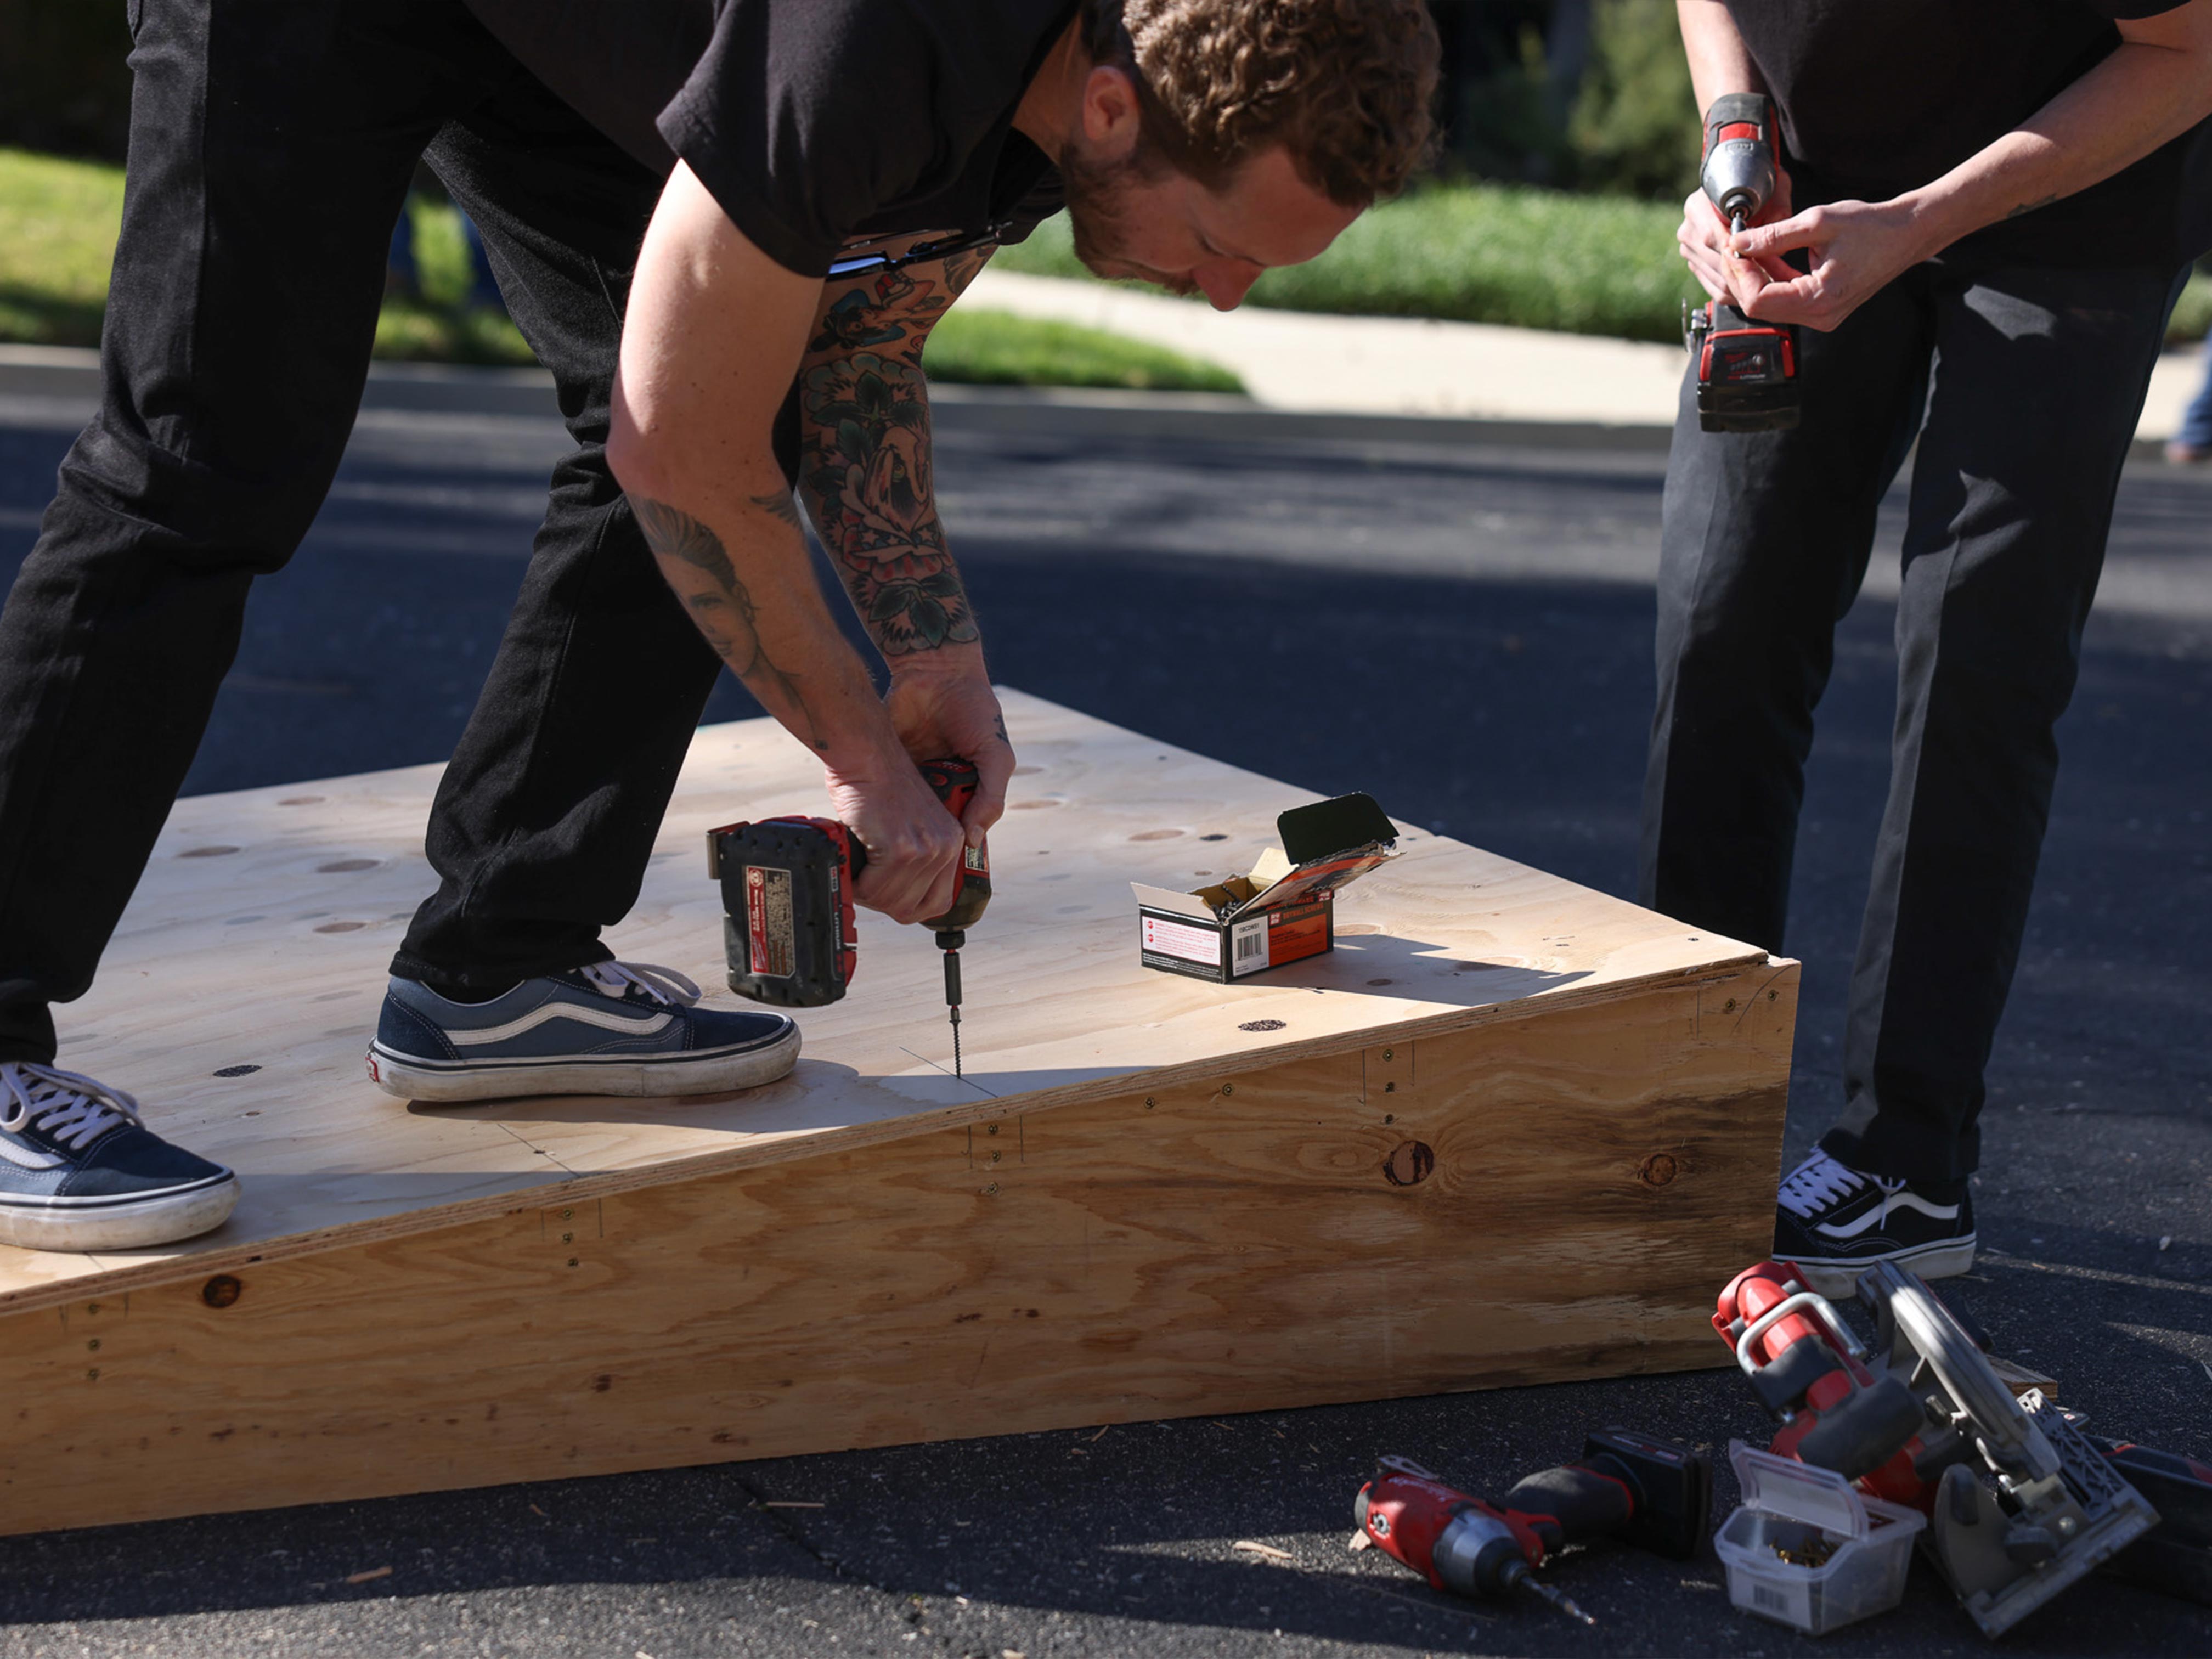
[
  {"xmin": 923, "ymin": 306, "xmax": 1242, "ymax": 392},
  {"xmin": 7, "ymin": 145, "xmax": 2204, "ymax": 370},
  {"xmin": 0, "ymin": 146, "xmax": 123, "ymax": 347},
  {"xmin": 998, "ymin": 181, "xmax": 2212, "ymax": 349},
  {"xmin": 2171, "ymin": 268, "xmax": 2212, "ymax": 347},
  {"xmin": 0, "ymin": 145, "xmax": 1244, "ymax": 387},
  {"xmin": 996, "ymin": 183, "xmax": 1706, "ymax": 345}
]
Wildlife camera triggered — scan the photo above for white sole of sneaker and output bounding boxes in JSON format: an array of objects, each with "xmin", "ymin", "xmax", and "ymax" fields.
[
  {"xmin": 364, "ymin": 1025, "xmax": 802, "ymax": 1103},
  {"xmin": 1785, "ymin": 1237, "xmax": 1978, "ymax": 1299},
  {"xmin": 0, "ymin": 1175, "xmax": 240, "ymax": 1254}
]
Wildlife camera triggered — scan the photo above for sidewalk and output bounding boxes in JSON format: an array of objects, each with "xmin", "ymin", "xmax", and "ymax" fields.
[{"xmin": 964, "ymin": 268, "xmax": 2207, "ymax": 443}]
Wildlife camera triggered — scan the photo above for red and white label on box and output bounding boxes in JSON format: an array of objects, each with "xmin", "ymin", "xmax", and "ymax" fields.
[{"xmin": 1141, "ymin": 914, "xmax": 1219, "ymax": 966}]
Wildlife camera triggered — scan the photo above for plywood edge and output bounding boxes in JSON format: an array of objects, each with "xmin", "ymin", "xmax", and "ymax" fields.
[{"xmin": 0, "ymin": 951, "xmax": 1793, "ymax": 1318}]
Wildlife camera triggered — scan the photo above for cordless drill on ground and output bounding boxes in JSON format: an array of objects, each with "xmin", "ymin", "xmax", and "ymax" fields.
[
  {"xmin": 706, "ymin": 758, "xmax": 990, "ymax": 1074},
  {"xmin": 1684, "ymin": 92, "xmax": 1800, "ymax": 432},
  {"xmin": 1354, "ymin": 1431, "xmax": 1711, "ymax": 1625}
]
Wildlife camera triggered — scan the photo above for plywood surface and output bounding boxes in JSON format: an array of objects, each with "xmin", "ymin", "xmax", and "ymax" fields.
[{"xmin": 0, "ymin": 690, "xmax": 1768, "ymax": 1313}]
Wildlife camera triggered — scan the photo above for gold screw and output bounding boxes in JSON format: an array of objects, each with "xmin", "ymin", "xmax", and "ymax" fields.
[
  {"xmin": 1381, "ymin": 1048, "xmax": 1394, "ymax": 1062},
  {"xmin": 983, "ymin": 1182, "xmax": 1000, "ymax": 1195},
  {"xmin": 989, "ymin": 1150, "xmax": 1001, "ymax": 1164},
  {"xmin": 86, "ymin": 1368, "xmax": 99, "ymax": 1381},
  {"xmin": 986, "ymin": 1124, "xmax": 1000, "ymax": 1136},
  {"xmin": 1143, "ymin": 1097, "xmax": 1156, "ymax": 1109},
  {"xmin": 561, "ymin": 1208, "xmax": 573, "ymax": 1220},
  {"xmin": 1723, "ymin": 998, "xmax": 1738, "ymax": 1013},
  {"xmin": 1221, "ymin": 1082, "xmax": 1234, "ymax": 1096},
  {"xmin": 86, "ymin": 1339, "xmax": 100, "ymax": 1352},
  {"xmin": 567, "ymin": 1257, "xmax": 579, "ymax": 1268}
]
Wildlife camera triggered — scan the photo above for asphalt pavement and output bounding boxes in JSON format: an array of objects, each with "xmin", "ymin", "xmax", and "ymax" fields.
[{"xmin": 2, "ymin": 366, "xmax": 2209, "ymax": 1658}]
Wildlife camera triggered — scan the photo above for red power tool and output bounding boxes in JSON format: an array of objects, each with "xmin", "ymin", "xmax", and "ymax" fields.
[
  {"xmin": 1685, "ymin": 92, "xmax": 1799, "ymax": 433},
  {"xmin": 706, "ymin": 757, "xmax": 990, "ymax": 1074},
  {"xmin": 1354, "ymin": 1431, "xmax": 1711, "ymax": 1625},
  {"xmin": 1715, "ymin": 1259, "xmax": 1929, "ymax": 1501},
  {"xmin": 1718, "ymin": 1258, "xmax": 2168, "ymax": 1636}
]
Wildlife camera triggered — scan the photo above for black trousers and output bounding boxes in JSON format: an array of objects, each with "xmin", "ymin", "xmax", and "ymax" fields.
[
  {"xmin": 1641, "ymin": 258, "xmax": 2181, "ymax": 1184},
  {"xmin": 0, "ymin": 0, "xmax": 727, "ymax": 1064}
]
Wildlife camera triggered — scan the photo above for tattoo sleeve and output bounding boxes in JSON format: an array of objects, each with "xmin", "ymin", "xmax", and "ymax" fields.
[
  {"xmin": 794, "ymin": 246, "xmax": 994, "ymax": 657},
  {"xmin": 631, "ymin": 493, "xmax": 826, "ymax": 749}
]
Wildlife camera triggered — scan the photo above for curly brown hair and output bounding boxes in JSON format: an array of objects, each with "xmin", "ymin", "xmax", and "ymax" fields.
[{"xmin": 1085, "ymin": 0, "xmax": 1441, "ymax": 206}]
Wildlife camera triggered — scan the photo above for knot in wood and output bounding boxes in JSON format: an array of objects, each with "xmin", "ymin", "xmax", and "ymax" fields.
[
  {"xmin": 1637, "ymin": 1152, "xmax": 1680, "ymax": 1188},
  {"xmin": 1383, "ymin": 1140, "xmax": 1435, "ymax": 1187},
  {"xmin": 201, "ymin": 1274, "xmax": 243, "ymax": 1309},
  {"xmin": 1238, "ymin": 1019, "xmax": 1285, "ymax": 1032}
]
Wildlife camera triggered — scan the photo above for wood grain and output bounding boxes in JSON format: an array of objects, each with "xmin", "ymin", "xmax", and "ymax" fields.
[
  {"xmin": 1, "ymin": 692, "xmax": 1773, "ymax": 1316},
  {"xmin": 0, "ymin": 958, "xmax": 1793, "ymax": 1537}
]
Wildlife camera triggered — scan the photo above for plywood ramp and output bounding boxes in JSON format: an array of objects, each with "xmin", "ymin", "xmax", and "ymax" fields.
[{"xmin": 0, "ymin": 691, "xmax": 1796, "ymax": 1536}]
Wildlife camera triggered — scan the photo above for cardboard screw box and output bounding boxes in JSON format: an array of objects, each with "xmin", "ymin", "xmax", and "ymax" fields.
[{"xmin": 1131, "ymin": 793, "xmax": 1400, "ymax": 983}]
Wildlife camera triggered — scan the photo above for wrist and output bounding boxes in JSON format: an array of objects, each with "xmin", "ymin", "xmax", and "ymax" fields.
[
  {"xmin": 1890, "ymin": 183, "xmax": 1971, "ymax": 263},
  {"xmin": 886, "ymin": 642, "xmax": 988, "ymax": 681}
]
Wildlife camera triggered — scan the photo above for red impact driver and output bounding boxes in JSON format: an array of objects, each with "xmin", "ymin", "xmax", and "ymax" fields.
[
  {"xmin": 707, "ymin": 757, "xmax": 991, "ymax": 1075},
  {"xmin": 1685, "ymin": 91, "xmax": 1800, "ymax": 433},
  {"xmin": 1355, "ymin": 1431, "xmax": 1711, "ymax": 1624}
]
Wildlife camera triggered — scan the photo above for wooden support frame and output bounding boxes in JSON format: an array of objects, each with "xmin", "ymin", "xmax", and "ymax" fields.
[{"xmin": 0, "ymin": 694, "xmax": 1796, "ymax": 1536}]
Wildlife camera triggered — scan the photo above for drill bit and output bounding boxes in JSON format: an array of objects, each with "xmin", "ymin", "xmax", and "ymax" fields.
[
  {"xmin": 1504, "ymin": 1562, "xmax": 1595, "ymax": 1626},
  {"xmin": 938, "ymin": 929, "xmax": 964, "ymax": 1079}
]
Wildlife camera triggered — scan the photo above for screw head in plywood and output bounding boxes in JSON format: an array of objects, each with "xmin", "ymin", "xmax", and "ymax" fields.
[
  {"xmin": 201, "ymin": 1275, "xmax": 243, "ymax": 1309},
  {"xmin": 1220, "ymin": 1083, "xmax": 1235, "ymax": 1096}
]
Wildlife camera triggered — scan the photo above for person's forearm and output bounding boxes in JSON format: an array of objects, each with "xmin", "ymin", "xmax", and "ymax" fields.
[
  {"xmin": 792, "ymin": 247, "xmax": 994, "ymax": 674},
  {"xmin": 1899, "ymin": 13, "xmax": 2212, "ymax": 259},
  {"xmin": 629, "ymin": 489, "xmax": 911, "ymax": 774},
  {"xmin": 1675, "ymin": 0, "xmax": 1766, "ymax": 116}
]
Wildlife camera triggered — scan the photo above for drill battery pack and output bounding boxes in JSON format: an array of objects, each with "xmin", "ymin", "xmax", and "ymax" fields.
[
  {"xmin": 1688, "ymin": 300, "xmax": 1800, "ymax": 433},
  {"xmin": 705, "ymin": 816, "xmax": 861, "ymax": 1008}
]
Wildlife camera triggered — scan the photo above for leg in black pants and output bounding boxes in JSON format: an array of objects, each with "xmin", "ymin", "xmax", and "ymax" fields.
[
  {"xmin": 388, "ymin": 70, "xmax": 727, "ymax": 994},
  {"xmin": 1644, "ymin": 259, "xmax": 2179, "ymax": 1204},
  {"xmin": 0, "ymin": 0, "xmax": 718, "ymax": 1058},
  {"xmin": 0, "ymin": 0, "xmax": 449, "ymax": 1064}
]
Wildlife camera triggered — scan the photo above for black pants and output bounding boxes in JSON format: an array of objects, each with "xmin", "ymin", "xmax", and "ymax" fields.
[
  {"xmin": 0, "ymin": 0, "xmax": 725, "ymax": 1064},
  {"xmin": 1641, "ymin": 258, "xmax": 2181, "ymax": 1184}
]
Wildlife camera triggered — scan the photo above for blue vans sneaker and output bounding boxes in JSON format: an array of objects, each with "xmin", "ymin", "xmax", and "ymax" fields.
[
  {"xmin": 1773, "ymin": 1148, "xmax": 1977, "ymax": 1297},
  {"xmin": 0, "ymin": 1061, "xmax": 240, "ymax": 1252},
  {"xmin": 366, "ymin": 960, "xmax": 800, "ymax": 1102}
]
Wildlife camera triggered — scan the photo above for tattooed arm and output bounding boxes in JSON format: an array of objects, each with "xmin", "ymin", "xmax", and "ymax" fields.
[
  {"xmin": 777, "ymin": 243, "xmax": 1017, "ymax": 835},
  {"xmin": 610, "ymin": 165, "xmax": 969, "ymax": 924}
]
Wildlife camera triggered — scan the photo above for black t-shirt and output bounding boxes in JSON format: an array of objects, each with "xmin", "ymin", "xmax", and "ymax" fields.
[
  {"xmin": 658, "ymin": 0, "xmax": 1077, "ymax": 275},
  {"xmin": 464, "ymin": 0, "xmax": 1076, "ymax": 276},
  {"xmin": 1726, "ymin": 0, "xmax": 2211, "ymax": 269}
]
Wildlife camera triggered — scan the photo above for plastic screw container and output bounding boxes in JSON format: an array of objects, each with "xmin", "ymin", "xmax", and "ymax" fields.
[{"xmin": 1714, "ymin": 1442, "xmax": 1927, "ymax": 1635}]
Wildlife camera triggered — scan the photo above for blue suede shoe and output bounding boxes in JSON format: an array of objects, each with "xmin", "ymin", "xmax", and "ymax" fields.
[
  {"xmin": 366, "ymin": 961, "xmax": 799, "ymax": 1102},
  {"xmin": 1, "ymin": 1061, "xmax": 239, "ymax": 1252}
]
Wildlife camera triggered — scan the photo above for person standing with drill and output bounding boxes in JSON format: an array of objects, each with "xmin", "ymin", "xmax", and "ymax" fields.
[{"xmin": 1643, "ymin": 1, "xmax": 2212, "ymax": 1293}]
